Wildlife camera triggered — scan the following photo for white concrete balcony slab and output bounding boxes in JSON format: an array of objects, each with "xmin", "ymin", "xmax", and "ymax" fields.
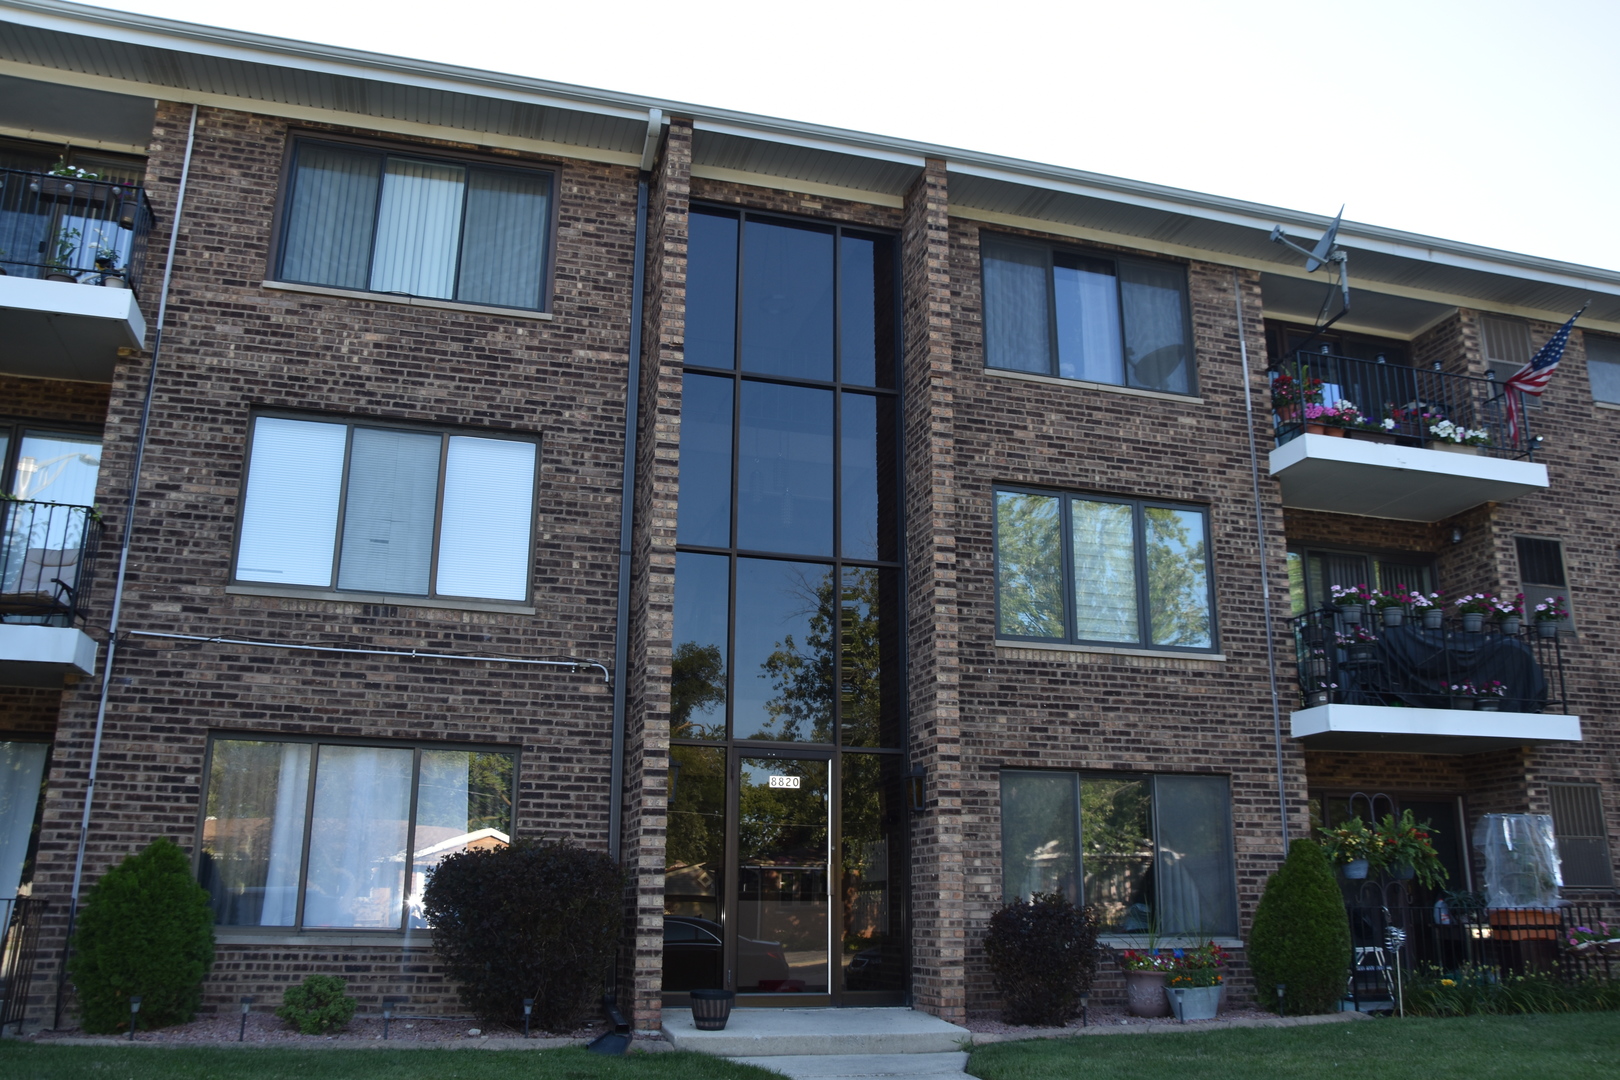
[
  {"xmin": 0, "ymin": 623, "xmax": 98, "ymax": 687},
  {"xmin": 1291, "ymin": 702, "xmax": 1581, "ymax": 755},
  {"xmin": 0, "ymin": 275, "xmax": 145, "ymax": 382},
  {"xmin": 1270, "ymin": 434, "xmax": 1548, "ymax": 521}
]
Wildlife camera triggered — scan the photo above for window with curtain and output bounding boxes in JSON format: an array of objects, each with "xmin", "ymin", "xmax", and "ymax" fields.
[
  {"xmin": 275, "ymin": 139, "xmax": 554, "ymax": 311},
  {"xmin": 1586, "ymin": 333, "xmax": 1620, "ymax": 405},
  {"xmin": 198, "ymin": 736, "xmax": 516, "ymax": 930},
  {"xmin": 980, "ymin": 235, "xmax": 1195, "ymax": 394},
  {"xmin": 233, "ymin": 414, "xmax": 537, "ymax": 602},
  {"xmin": 1000, "ymin": 770, "xmax": 1237, "ymax": 935},
  {"xmin": 995, "ymin": 488, "xmax": 1216, "ymax": 652}
]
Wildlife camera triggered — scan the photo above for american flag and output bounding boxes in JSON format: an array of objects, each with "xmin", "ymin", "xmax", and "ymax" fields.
[{"xmin": 1504, "ymin": 304, "xmax": 1587, "ymax": 442}]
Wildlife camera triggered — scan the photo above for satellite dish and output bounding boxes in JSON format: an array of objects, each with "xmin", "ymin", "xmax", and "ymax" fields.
[{"xmin": 1305, "ymin": 205, "xmax": 1344, "ymax": 273}]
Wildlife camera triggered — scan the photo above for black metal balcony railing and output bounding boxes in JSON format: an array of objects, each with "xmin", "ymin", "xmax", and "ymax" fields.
[
  {"xmin": 1292, "ymin": 607, "xmax": 1567, "ymax": 714},
  {"xmin": 1270, "ymin": 349, "xmax": 1537, "ymax": 459},
  {"xmin": 0, "ymin": 167, "xmax": 156, "ymax": 297},
  {"xmin": 0, "ymin": 897, "xmax": 46, "ymax": 1034},
  {"xmin": 0, "ymin": 499, "xmax": 103, "ymax": 626}
]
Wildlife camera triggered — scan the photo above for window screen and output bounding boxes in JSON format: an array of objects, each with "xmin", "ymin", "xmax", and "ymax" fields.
[
  {"xmin": 1549, "ymin": 783, "xmax": 1614, "ymax": 888},
  {"xmin": 1587, "ymin": 334, "xmax": 1620, "ymax": 405},
  {"xmin": 1516, "ymin": 536, "xmax": 1572, "ymax": 631}
]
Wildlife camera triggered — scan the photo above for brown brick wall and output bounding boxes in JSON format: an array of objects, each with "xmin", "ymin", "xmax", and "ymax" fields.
[
  {"xmin": 25, "ymin": 100, "xmax": 639, "ymax": 1025},
  {"xmin": 0, "ymin": 376, "xmax": 111, "ymax": 427}
]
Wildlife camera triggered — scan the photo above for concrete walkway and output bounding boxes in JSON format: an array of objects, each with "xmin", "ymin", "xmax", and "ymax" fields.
[
  {"xmin": 732, "ymin": 1051, "xmax": 970, "ymax": 1080},
  {"xmin": 661, "ymin": 1007, "xmax": 969, "ymax": 1057}
]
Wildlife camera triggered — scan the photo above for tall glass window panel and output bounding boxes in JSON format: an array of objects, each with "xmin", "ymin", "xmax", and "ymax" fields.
[
  {"xmin": 981, "ymin": 239, "xmax": 1051, "ymax": 374},
  {"xmin": 1000, "ymin": 771, "xmax": 1079, "ymax": 904},
  {"xmin": 672, "ymin": 552, "xmax": 730, "ymax": 740},
  {"xmin": 1153, "ymin": 775, "xmax": 1237, "ymax": 936},
  {"xmin": 741, "ymin": 219, "xmax": 834, "ymax": 381},
  {"xmin": 1053, "ymin": 254, "xmax": 1123, "ymax": 384},
  {"xmin": 734, "ymin": 558, "xmax": 835, "ymax": 742},
  {"xmin": 1121, "ymin": 261, "xmax": 1192, "ymax": 394},
  {"xmin": 436, "ymin": 436, "xmax": 535, "ymax": 601},
  {"xmin": 738, "ymin": 382, "xmax": 833, "ymax": 557},
  {"xmin": 0, "ymin": 741, "xmax": 49, "ymax": 902},
  {"xmin": 279, "ymin": 144, "xmax": 380, "ymax": 291},
  {"xmin": 839, "ymin": 232, "xmax": 894, "ymax": 388},
  {"xmin": 369, "ymin": 158, "xmax": 465, "ymax": 300},
  {"xmin": 687, "ymin": 210, "xmax": 739, "ymax": 369},
  {"xmin": 995, "ymin": 492, "xmax": 1064, "ymax": 639},
  {"xmin": 1081, "ymin": 777, "xmax": 1154, "ymax": 931},
  {"xmin": 303, "ymin": 745, "xmax": 413, "ymax": 929},
  {"xmin": 840, "ymin": 753, "xmax": 904, "ymax": 993},
  {"xmin": 236, "ymin": 418, "xmax": 346, "ymax": 586},
  {"xmin": 12, "ymin": 430, "xmax": 101, "ymax": 505},
  {"xmin": 838, "ymin": 566, "xmax": 892, "ymax": 748},
  {"xmin": 663, "ymin": 744, "xmax": 727, "ymax": 992},
  {"xmin": 678, "ymin": 375, "xmax": 734, "ymax": 548},
  {"xmin": 408, "ymin": 750, "xmax": 514, "ymax": 928},
  {"xmin": 199, "ymin": 740, "xmax": 311, "ymax": 927},
  {"xmin": 1071, "ymin": 500, "xmax": 1139, "ymax": 644},
  {"xmin": 457, "ymin": 168, "xmax": 550, "ymax": 309},
  {"xmin": 737, "ymin": 756, "xmax": 830, "ymax": 994},
  {"xmin": 337, "ymin": 428, "xmax": 441, "ymax": 595},
  {"xmin": 1144, "ymin": 506, "xmax": 1211, "ymax": 649},
  {"xmin": 840, "ymin": 393, "xmax": 882, "ymax": 561}
]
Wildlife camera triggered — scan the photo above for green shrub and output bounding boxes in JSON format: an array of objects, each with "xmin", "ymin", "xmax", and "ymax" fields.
[
  {"xmin": 984, "ymin": 893, "xmax": 1103, "ymax": 1026},
  {"xmin": 275, "ymin": 974, "xmax": 357, "ymax": 1034},
  {"xmin": 422, "ymin": 838, "xmax": 623, "ymax": 1031},
  {"xmin": 1249, "ymin": 838, "xmax": 1351, "ymax": 1015},
  {"xmin": 1405, "ymin": 964, "xmax": 1620, "ymax": 1016},
  {"xmin": 67, "ymin": 838, "xmax": 215, "ymax": 1033}
]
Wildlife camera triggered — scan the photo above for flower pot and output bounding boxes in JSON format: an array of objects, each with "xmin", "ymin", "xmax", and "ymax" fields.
[
  {"xmin": 1461, "ymin": 612, "xmax": 1484, "ymax": 633},
  {"xmin": 46, "ymin": 270, "xmax": 77, "ymax": 282},
  {"xmin": 1500, "ymin": 616, "xmax": 1522, "ymax": 636},
  {"xmin": 1536, "ymin": 621, "xmax": 1559, "ymax": 639},
  {"xmin": 100, "ymin": 273, "xmax": 129, "ymax": 289},
  {"xmin": 1342, "ymin": 859, "xmax": 1370, "ymax": 879},
  {"xmin": 1392, "ymin": 864, "xmax": 1416, "ymax": 881},
  {"xmin": 1477, "ymin": 698, "xmax": 1502, "ymax": 712},
  {"xmin": 1451, "ymin": 696, "xmax": 1475, "ymax": 711},
  {"xmin": 1336, "ymin": 603, "xmax": 1364, "ymax": 626},
  {"xmin": 1305, "ymin": 423, "xmax": 1346, "ymax": 437},
  {"xmin": 1166, "ymin": 984, "xmax": 1222, "ymax": 1022},
  {"xmin": 1346, "ymin": 644, "xmax": 1375, "ymax": 665},
  {"xmin": 1428, "ymin": 441, "xmax": 1480, "ymax": 455},
  {"xmin": 1306, "ymin": 690, "xmax": 1331, "ymax": 708},
  {"xmin": 1381, "ymin": 606, "xmax": 1404, "ymax": 628},
  {"xmin": 689, "ymin": 988, "xmax": 735, "ymax": 1031},
  {"xmin": 1125, "ymin": 970, "xmax": 1170, "ymax": 1017},
  {"xmin": 1422, "ymin": 608, "xmax": 1444, "ymax": 630}
]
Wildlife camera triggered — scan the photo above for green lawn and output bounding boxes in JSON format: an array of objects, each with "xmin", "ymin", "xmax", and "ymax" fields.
[
  {"xmin": 968, "ymin": 1013, "xmax": 1620, "ymax": 1080},
  {"xmin": 0, "ymin": 1044, "xmax": 782, "ymax": 1080}
]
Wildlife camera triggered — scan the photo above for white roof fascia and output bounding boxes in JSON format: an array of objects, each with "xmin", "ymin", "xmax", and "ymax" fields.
[{"xmin": 692, "ymin": 119, "xmax": 927, "ymax": 169}]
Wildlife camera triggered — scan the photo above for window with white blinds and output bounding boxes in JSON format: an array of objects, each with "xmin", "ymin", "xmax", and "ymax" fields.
[
  {"xmin": 1549, "ymin": 783, "xmax": 1614, "ymax": 888},
  {"xmin": 275, "ymin": 139, "xmax": 554, "ymax": 311},
  {"xmin": 1480, "ymin": 315, "xmax": 1539, "ymax": 407},
  {"xmin": 235, "ymin": 416, "xmax": 537, "ymax": 602}
]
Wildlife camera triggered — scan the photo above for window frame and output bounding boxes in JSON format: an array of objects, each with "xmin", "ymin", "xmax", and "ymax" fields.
[
  {"xmin": 228, "ymin": 409, "xmax": 541, "ymax": 605},
  {"xmin": 1548, "ymin": 782, "xmax": 1615, "ymax": 889},
  {"xmin": 1514, "ymin": 534, "xmax": 1574, "ymax": 634},
  {"xmin": 998, "ymin": 768, "xmax": 1239, "ymax": 937},
  {"xmin": 1285, "ymin": 545, "xmax": 1439, "ymax": 617},
  {"xmin": 266, "ymin": 132, "xmax": 561, "ymax": 314},
  {"xmin": 993, "ymin": 486, "xmax": 1219, "ymax": 654},
  {"xmin": 979, "ymin": 233, "xmax": 1198, "ymax": 395},
  {"xmin": 194, "ymin": 731, "xmax": 519, "ymax": 934},
  {"xmin": 1585, "ymin": 332, "xmax": 1620, "ymax": 405},
  {"xmin": 0, "ymin": 418, "xmax": 104, "ymax": 500}
]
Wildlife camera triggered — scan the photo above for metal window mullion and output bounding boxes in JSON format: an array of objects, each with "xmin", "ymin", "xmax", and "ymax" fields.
[
  {"xmin": 329, "ymin": 425, "xmax": 356, "ymax": 591},
  {"xmin": 450, "ymin": 168, "xmax": 472, "ymax": 303},
  {"xmin": 1147, "ymin": 774, "xmax": 1164, "ymax": 921},
  {"xmin": 400, "ymin": 748, "xmax": 423, "ymax": 931},
  {"xmin": 1060, "ymin": 493, "xmax": 1078, "ymax": 646},
  {"xmin": 1132, "ymin": 501, "xmax": 1152, "ymax": 649},
  {"xmin": 427, "ymin": 434, "xmax": 449, "ymax": 599},
  {"xmin": 293, "ymin": 741, "xmax": 321, "ymax": 931},
  {"xmin": 1045, "ymin": 247, "xmax": 1061, "ymax": 377},
  {"xmin": 1114, "ymin": 257, "xmax": 1132, "ymax": 389},
  {"xmin": 365, "ymin": 153, "xmax": 388, "ymax": 290}
]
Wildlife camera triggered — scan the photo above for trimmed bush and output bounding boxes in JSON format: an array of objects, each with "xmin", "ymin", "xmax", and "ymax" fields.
[
  {"xmin": 422, "ymin": 838, "xmax": 623, "ymax": 1031},
  {"xmin": 276, "ymin": 974, "xmax": 357, "ymax": 1034},
  {"xmin": 984, "ymin": 893, "xmax": 1103, "ymax": 1026},
  {"xmin": 67, "ymin": 838, "xmax": 215, "ymax": 1033},
  {"xmin": 1249, "ymin": 838, "xmax": 1352, "ymax": 1015}
]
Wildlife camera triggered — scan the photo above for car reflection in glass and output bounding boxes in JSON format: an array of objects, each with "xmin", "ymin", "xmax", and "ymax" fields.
[{"xmin": 662, "ymin": 916, "xmax": 796, "ymax": 992}]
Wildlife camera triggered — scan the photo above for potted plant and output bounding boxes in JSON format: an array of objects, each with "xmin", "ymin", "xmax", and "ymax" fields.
[
  {"xmin": 1303, "ymin": 400, "xmax": 1363, "ymax": 436},
  {"xmin": 1270, "ymin": 370, "xmax": 1322, "ymax": 425},
  {"xmin": 1330, "ymin": 583, "xmax": 1371, "ymax": 625},
  {"xmin": 1373, "ymin": 811, "xmax": 1447, "ymax": 888},
  {"xmin": 30, "ymin": 159, "xmax": 102, "ymax": 202},
  {"xmin": 1318, "ymin": 817, "xmax": 1379, "ymax": 879},
  {"xmin": 1164, "ymin": 941, "xmax": 1227, "ymax": 1021},
  {"xmin": 1566, "ymin": 923, "xmax": 1620, "ymax": 952},
  {"xmin": 1495, "ymin": 594, "xmax": 1523, "ymax": 636},
  {"xmin": 1410, "ymin": 590, "xmax": 1444, "ymax": 629},
  {"xmin": 1427, "ymin": 419, "xmax": 1491, "ymax": 453},
  {"xmin": 1448, "ymin": 680, "xmax": 1478, "ymax": 710},
  {"xmin": 1476, "ymin": 680, "xmax": 1508, "ymax": 711},
  {"xmin": 94, "ymin": 246, "xmax": 128, "ymax": 289},
  {"xmin": 1117, "ymin": 948, "xmax": 1174, "ymax": 1018},
  {"xmin": 1372, "ymin": 586, "xmax": 1410, "ymax": 627},
  {"xmin": 45, "ymin": 226, "xmax": 82, "ymax": 282},
  {"xmin": 1336, "ymin": 626, "xmax": 1378, "ymax": 665},
  {"xmin": 1452, "ymin": 593, "xmax": 1496, "ymax": 633},
  {"xmin": 1532, "ymin": 595, "xmax": 1568, "ymax": 638},
  {"xmin": 1304, "ymin": 679, "xmax": 1336, "ymax": 708}
]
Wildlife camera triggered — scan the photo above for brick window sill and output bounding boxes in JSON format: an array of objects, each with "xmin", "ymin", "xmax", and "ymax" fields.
[
  {"xmin": 215, "ymin": 930, "xmax": 432, "ymax": 948},
  {"xmin": 995, "ymin": 639, "xmax": 1226, "ymax": 664},
  {"xmin": 983, "ymin": 366, "xmax": 1205, "ymax": 405},
  {"xmin": 227, "ymin": 583, "xmax": 537, "ymax": 615},
  {"xmin": 262, "ymin": 279, "xmax": 555, "ymax": 321}
]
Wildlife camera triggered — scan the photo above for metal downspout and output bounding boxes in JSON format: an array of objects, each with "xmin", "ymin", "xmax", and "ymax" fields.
[
  {"xmin": 1234, "ymin": 273, "xmax": 1290, "ymax": 851},
  {"xmin": 55, "ymin": 103, "xmax": 200, "ymax": 1027}
]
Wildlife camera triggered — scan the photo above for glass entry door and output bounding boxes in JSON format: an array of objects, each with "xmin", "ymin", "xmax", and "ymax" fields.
[{"xmin": 735, "ymin": 754, "xmax": 830, "ymax": 996}]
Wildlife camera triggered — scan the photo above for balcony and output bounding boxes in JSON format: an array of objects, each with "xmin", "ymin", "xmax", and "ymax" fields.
[
  {"xmin": 0, "ymin": 499, "xmax": 102, "ymax": 686},
  {"xmin": 0, "ymin": 168, "xmax": 155, "ymax": 381},
  {"xmin": 1268, "ymin": 351, "xmax": 1549, "ymax": 521},
  {"xmin": 1288, "ymin": 609, "xmax": 1580, "ymax": 755}
]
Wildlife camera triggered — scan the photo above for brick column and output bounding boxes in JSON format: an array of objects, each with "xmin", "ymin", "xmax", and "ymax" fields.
[
  {"xmin": 900, "ymin": 159, "xmax": 966, "ymax": 1021},
  {"xmin": 621, "ymin": 118, "xmax": 692, "ymax": 1030}
]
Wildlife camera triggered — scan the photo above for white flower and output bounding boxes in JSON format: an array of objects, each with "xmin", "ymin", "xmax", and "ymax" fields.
[{"xmin": 1381, "ymin": 418, "xmax": 1397, "ymax": 431}]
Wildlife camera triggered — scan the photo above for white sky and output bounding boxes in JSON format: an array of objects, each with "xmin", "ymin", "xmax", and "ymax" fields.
[{"xmin": 73, "ymin": 0, "xmax": 1620, "ymax": 273}]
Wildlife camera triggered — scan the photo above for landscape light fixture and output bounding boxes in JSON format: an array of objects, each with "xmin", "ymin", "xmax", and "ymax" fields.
[
  {"xmin": 906, "ymin": 767, "xmax": 926, "ymax": 814},
  {"xmin": 240, "ymin": 996, "xmax": 252, "ymax": 1042},
  {"xmin": 1079, "ymin": 989, "xmax": 1090, "ymax": 1027},
  {"xmin": 128, "ymin": 995, "xmax": 142, "ymax": 1041},
  {"xmin": 523, "ymin": 997, "xmax": 534, "ymax": 1038}
]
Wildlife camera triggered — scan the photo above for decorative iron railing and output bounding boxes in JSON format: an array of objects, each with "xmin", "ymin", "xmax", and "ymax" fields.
[
  {"xmin": 0, "ymin": 500, "xmax": 103, "ymax": 626},
  {"xmin": 0, "ymin": 897, "xmax": 46, "ymax": 1033},
  {"xmin": 1270, "ymin": 349, "xmax": 1537, "ymax": 459},
  {"xmin": 0, "ymin": 167, "xmax": 156, "ymax": 297},
  {"xmin": 1292, "ymin": 607, "xmax": 1567, "ymax": 714}
]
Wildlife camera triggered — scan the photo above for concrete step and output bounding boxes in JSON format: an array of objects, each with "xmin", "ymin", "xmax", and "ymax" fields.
[
  {"xmin": 661, "ymin": 1007, "xmax": 969, "ymax": 1057},
  {"xmin": 733, "ymin": 1052, "xmax": 970, "ymax": 1079}
]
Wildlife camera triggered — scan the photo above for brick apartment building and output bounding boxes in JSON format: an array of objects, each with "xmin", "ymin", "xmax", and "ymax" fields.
[{"xmin": 1, "ymin": 0, "xmax": 1617, "ymax": 1032}]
